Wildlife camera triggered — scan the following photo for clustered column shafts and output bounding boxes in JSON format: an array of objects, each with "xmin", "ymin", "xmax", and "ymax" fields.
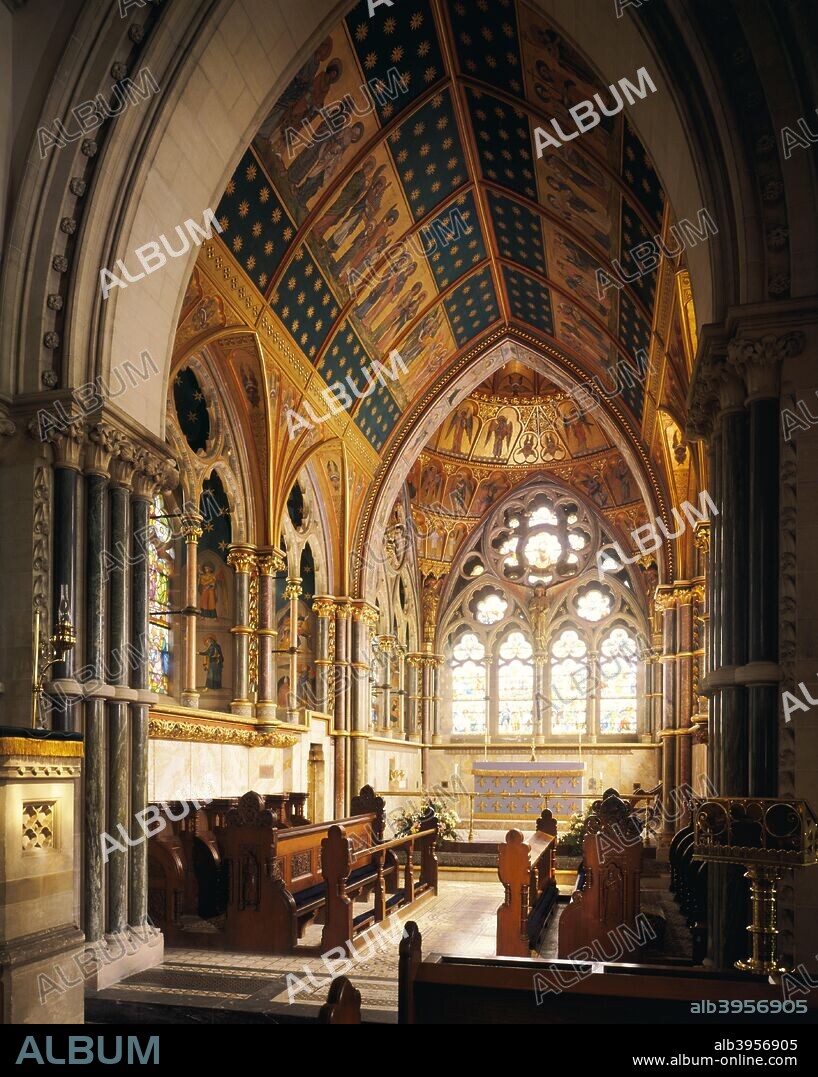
[
  {"xmin": 655, "ymin": 585, "xmax": 703, "ymax": 834},
  {"xmin": 72, "ymin": 423, "xmax": 172, "ymax": 953},
  {"xmin": 691, "ymin": 326, "xmax": 805, "ymax": 970},
  {"xmin": 333, "ymin": 600, "xmax": 352, "ymax": 816},
  {"xmin": 180, "ymin": 517, "xmax": 203, "ymax": 707}
]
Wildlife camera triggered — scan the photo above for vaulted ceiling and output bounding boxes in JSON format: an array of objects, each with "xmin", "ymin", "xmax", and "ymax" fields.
[{"xmin": 208, "ymin": 0, "xmax": 672, "ymax": 454}]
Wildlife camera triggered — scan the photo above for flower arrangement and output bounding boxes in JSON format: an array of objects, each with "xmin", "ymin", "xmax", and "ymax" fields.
[
  {"xmin": 392, "ymin": 798, "xmax": 461, "ymax": 841},
  {"xmin": 557, "ymin": 808, "xmax": 593, "ymax": 855}
]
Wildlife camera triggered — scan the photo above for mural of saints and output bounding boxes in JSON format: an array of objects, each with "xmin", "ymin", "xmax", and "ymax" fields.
[
  {"xmin": 199, "ymin": 637, "xmax": 224, "ymax": 690},
  {"xmin": 444, "ymin": 405, "xmax": 475, "ymax": 455},
  {"xmin": 198, "ymin": 561, "xmax": 225, "ymax": 619},
  {"xmin": 484, "ymin": 414, "xmax": 514, "ymax": 457}
]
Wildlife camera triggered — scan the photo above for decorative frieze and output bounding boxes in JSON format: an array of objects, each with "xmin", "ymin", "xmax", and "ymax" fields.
[{"xmin": 148, "ymin": 716, "xmax": 299, "ymax": 749}]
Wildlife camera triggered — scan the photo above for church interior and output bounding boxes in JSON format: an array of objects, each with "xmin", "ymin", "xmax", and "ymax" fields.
[{"xmin": 1, "ymin": 0, "xmax": 818, "ymax": 1037}]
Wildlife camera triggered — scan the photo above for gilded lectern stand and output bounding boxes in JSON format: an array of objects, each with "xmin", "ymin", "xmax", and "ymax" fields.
[{"xmin": 693, "ymin": 797, "xmax": 818, "ymax": 975}]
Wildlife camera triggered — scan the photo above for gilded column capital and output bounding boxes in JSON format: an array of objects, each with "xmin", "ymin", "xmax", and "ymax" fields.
[
  {"xmin": 227, "ymin": 545, "xmax": 256, "ymax": 574},
  {"xmin": 334, "ymin": 600, "xmax": 353, "ymax": 619},
  {"xmin": 181, "ymin": 515, "xmax": 204, "ymax": 543},
  {"xmin": 284, "ymin": 576, "xmax": 303, "ymax": 601},
  {"xmin": 257, "ymin": 548, "xmax": 285, "ymax": 576},
  {"xmin": 694, "ymin": 521, "xmax": 711, "ymax": 553},
  {"xmin": 377, "ymin": 634, "xmax": 397, "ymax": 654},
  {"xmin": 312, "ymin": 595, "xmax": 337, "ymax": 619},
  {"xmin": 656, "ymin": 582, "xmax": 705, "ymax": 611},
  {"xmin": 350, "ymin": 601, "xmax": 378, "ymax": 629},
  {"xmin": 654, "ymin": 589, "xmax": 677, "ymax": 614}
]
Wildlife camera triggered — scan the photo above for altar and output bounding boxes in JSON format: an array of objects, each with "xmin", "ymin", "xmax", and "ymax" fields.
[{"xmin": 472, "ymin": 760, "xmax": 585, "ymax": 822}]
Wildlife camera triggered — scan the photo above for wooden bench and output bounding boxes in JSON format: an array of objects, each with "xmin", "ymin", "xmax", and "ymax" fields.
[
  {"xmin": 398, "ymin": 922, "xmax": 812, "ymax": 1024},
  {"xmin": 321, "ymin": 808, "xmax": 438, "ymax": 952},
  {"xmin": 219, "ymin": 789, "xmax": 386, "ymax": 953},
  {"xmin": 496, "ymin": 808, "xmax": 558, "ymax": 957},
  {"xmin": 147, "ymin": 785, "xmax": 438, "ymax": 954},
  {"xmin": 558, "ymin": 789, "xmax": 644, "ymax": 960},
  {"xmin": 147, "ymin": 792, "xmax": 315, "ymax": 941}
]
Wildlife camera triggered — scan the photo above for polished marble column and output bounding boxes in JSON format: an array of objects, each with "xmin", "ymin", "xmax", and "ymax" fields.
[
  {"xmin": 227, "ymin": 545, "xmax": 255, "ymax": 717},
  {"xmin": 49, "ymin": 423, "xmax": 83, "ymax": 730},
  {"xmin": 350, "ymin": 603, "xmax": 376, "ymax": 794},
  {"xmin": 106, "ymin": 448, "xmax": 134, "ymax": 936},
  {"xmin": 180, "ymin": 517, "xmax": 203, "ymax": 708},
  {"xmin": 333, "ymin": 601, "xmax": 352, "ymax": 815},
  {"xmin": 128, "ymin": 459, "xmax": 154, "ymax": 928},
  {"xmin": 82, "ymin": 424, "xmax": 117, "ymax": 943},
  {"xmin": 257, "ymin": 550, "xmax": 285, "ymax": 723},
  {"xmin": 378, "ymin": 635, "xmax": 394, "ymax": 736},
  {"xmin": 284, "ymin": 576, "xmax": 302, "ymax": 722},
  {"xmin": 312, "ymin": 596, "xmax": 335, "ymax": 716}
]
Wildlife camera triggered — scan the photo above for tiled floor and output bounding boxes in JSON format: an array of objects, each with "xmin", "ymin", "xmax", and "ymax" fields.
[{"xmin": 91, "ymin": 879, "xmax": 507, "ymax": 1023}]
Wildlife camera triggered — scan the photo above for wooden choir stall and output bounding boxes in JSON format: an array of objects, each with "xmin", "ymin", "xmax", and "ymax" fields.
[
  {"xmin": 496, "ymin": 808, "xmax": 559, "ymax": 957},
  {"xmin": 147, "ymin": 785, "xmax": 439, "ymax": 954}
]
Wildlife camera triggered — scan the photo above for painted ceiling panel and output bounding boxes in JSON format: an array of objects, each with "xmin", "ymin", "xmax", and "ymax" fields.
[
  {"xmin": 204, "ymin": 0, "xmax": 682, "ymax": 454},
  {"xmin": 386, "ymin": 88, "xmax": 468, "ymax": 220},
  {"xmin": 345, "ymin": 0, "xmax": 446, "ymax": 122},
  {"xmin": 448, "ymin": 0, "xmax": 524, "ymax": 96},
  {"xmin": 502, "ymin": 265, "xmax": 554, "ymax": 336},
  {"xmin": 269, "ymin": 244, "xmax": 339, "ymax": 362},
  {"xmin": 443, "ymin": 268, "xmax": 501, "ymax": 347},
  {"xmin": 467, "ymin": 87, "xmax": 537, "ymax": 200},
  {"xmin": 488, "ymin": 190, "xmax": 546, "ymax": 274},
  {"xmin": 215, "ymin": 149, "xmax": 297, "ymax": 294}
]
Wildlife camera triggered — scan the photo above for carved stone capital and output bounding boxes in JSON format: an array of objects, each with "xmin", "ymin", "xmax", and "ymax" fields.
[
  {"xmin": 0, "ymin": 403, "xmax": 15, "ymax": 439},
  {"xmin": 181, "ymin": 515, "xmax": 204, "ymax": 543},
  {"xmin": 727, "ymin": 332, "xmax": 805, "ymax": 401},
  {"xmin": 28, "ymin": 409, "xmax": 85, "ymax": 467},
  {"xmin": 132, "ymin": 447, "xmax": 177, "ymax": 501},
  {"xmin": 84, "ymin": 422, "xmax": 119, "ymax": 476},
  {"xmin": 109, "ymin": 439, "xmax": 138, "ymax": 488}
]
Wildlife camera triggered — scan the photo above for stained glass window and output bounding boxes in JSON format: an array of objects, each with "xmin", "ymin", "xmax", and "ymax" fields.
[
  {"xmin": 599, "ymin": 626, "xmax": 638, "ymax": 734},
  {"xmin": 475, "ymin": 592, "xmax": 507, "ymax": 625},
  {"xmin": 451, "ymin": 632, "xmax": 487, "ymax": 734},
  {"xmin": 550, "ymin": 628, "xmax": 588, "ymax": 734},
  {"xmin": 576, "ymin": 585, "xmax": 614, "ymax": 622},
  {"xmin": 498, "ymin": 631, "xmax": 533, "ymax": 733},
  {"xmin": 148, "ymin": 496, "xmax": 175, "ymax": 695}
]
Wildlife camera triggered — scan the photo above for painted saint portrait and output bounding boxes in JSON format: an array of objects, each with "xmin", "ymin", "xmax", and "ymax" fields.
[{"xmin": 199, "ymin": 637, "xmax": 224, "ymax": 690}]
